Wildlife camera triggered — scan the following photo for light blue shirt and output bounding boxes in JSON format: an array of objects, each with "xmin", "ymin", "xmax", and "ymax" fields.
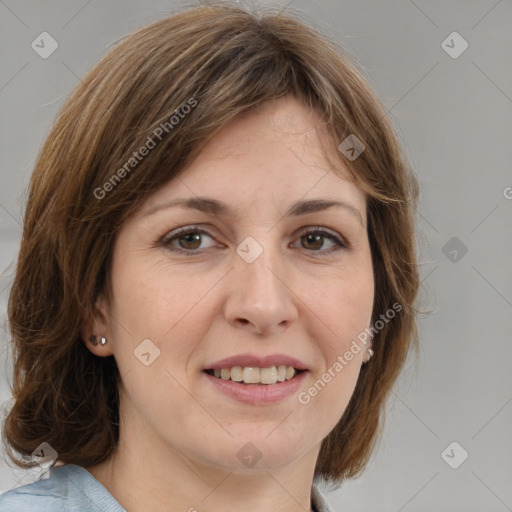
[{"xmin": 0, "ymin": 463, "xmax": 335, "ymax": 511}]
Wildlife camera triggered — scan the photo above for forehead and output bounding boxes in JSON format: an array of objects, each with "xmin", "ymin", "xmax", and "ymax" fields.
[{"xmin": 141, "ymin": 96, "xmax": 366, "ymax": 219}]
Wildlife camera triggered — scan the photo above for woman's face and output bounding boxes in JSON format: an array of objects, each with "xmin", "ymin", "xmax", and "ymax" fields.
[{"xmin": 90, "ymin": 96, "xmax": 374, "ymax": 472}]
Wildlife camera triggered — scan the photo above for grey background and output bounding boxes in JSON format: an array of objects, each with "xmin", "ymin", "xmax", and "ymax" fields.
[{"xmin": 1, "ymin": 0, "xmax": 511, "ymax": 510}]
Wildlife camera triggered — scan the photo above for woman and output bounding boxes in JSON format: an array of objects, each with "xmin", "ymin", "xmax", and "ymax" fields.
[{"xmin": 0, "ymin": 2, "xmax": 419, "ymax": 511}]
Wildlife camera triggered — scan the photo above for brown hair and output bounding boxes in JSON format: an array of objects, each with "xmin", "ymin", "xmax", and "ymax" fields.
[{"xmin": 2, "ymin": 1, "xmax": 420, "ymax": 485}]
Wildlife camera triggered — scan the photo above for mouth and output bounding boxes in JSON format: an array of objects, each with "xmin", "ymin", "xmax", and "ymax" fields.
[{"xmin": 204, "ymin": 366, "xmax": 305, "ymax": 385}]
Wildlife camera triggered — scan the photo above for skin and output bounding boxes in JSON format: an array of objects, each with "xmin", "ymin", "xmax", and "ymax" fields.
[{"xmin": 83, "ymin": 95, "xmax": 375, "ymax": 512}]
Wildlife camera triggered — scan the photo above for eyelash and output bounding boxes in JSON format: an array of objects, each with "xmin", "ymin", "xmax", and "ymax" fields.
[{"xmin": 159, "ymin": 225, "xmax": 347, "ymax": 256}]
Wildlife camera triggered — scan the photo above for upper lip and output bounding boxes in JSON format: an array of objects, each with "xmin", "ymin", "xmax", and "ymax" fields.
[{"xmin": 205, "ymin": 354, "xmax": 309, "ymax": 371}]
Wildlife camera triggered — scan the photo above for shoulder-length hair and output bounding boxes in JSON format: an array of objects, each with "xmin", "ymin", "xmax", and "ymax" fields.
[{"xmin": 2, "ymin": 1, "xmax": 419, "ymax": 485}]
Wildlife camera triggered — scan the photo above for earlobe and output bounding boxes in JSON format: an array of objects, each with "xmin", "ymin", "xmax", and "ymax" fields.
[
  {"xmin": 88, "ymin": 335, "xmax": 108, "ymax": 347},
  {"xmin": 81, "ymin": 297, "xmax": 112, "ymax": 356},
  {"xmin": 364, "ymin": 347, "xmax": 374, "ymax": 364}
]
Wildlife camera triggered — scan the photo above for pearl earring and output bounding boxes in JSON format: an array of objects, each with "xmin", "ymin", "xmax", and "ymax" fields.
[{"xmin": 89, "ymin": 335, "xmax": 107, "ymax": 346}]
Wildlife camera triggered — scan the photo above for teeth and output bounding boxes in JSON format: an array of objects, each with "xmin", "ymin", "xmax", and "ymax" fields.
[
  {"xmin": 230, "ymin": 366, "xmax": 243, "ymax": 382},
  {"xmin": 243, "ymin": 367, "xmax": 260, "ymax": 383},
  {"xmin": 209, "ymin": 365, "xmax": 298, "ymax": 384},
  {"xmin": 260, "ymin": 366, "xmax": 277, "ymax": 384}
]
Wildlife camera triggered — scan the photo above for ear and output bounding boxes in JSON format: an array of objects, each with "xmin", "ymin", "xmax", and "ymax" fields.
[{"xmin": 81, "ymin": 294, "xmax": 113, "ymax": 357}]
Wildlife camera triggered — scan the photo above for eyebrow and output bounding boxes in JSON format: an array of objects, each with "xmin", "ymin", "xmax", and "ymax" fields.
[{"xmin": 143, "ymin": 196, "xmax": 365, "ymax": 227}]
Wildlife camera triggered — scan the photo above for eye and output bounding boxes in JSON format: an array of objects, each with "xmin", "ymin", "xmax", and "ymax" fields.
[
  {"xmin": 292, "ymin": 227, "xmax": 346, "ymax": 254},
  {"xmin": 160, "ymin": 227, "xmax": 218, "ymax": 254}
]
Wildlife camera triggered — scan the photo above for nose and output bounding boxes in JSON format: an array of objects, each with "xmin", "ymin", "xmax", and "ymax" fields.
[{"xmin": 223, "ymin": 243, "xmax": 299, "ymax": 336}]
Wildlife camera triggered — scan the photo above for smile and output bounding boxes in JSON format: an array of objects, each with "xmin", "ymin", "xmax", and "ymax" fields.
[
  {"xmin": 203, "ymin": 367, "xmax": 308, "ymax": 405},
  {"xmin": 204, "ymin": 365, "xmax": 302, "ymax": 385}
]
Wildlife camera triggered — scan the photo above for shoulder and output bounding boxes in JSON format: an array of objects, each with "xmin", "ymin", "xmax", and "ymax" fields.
[
  {"xmin": 0, "ymin": 464, "xmax": 125, "ymax": 512},
  {"xmin": 0, "ymin": 465, "xmax": 71, "ymax": 512}
]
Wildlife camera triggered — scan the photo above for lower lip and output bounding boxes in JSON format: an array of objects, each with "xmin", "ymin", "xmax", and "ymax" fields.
[{"xmin": 203, "ymin": 370, "xmax": 308, "ymax": 405}]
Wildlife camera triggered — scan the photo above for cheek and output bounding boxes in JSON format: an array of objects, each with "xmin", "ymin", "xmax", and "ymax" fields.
[
  {"xmin": 105, "ymin": 262, "xmax": 210, "ymax": 432},
  {"xmin": 297, "ymin": 264, "xmax": 373, "ymax": 411},
  {"xmin": 296, "ymin": 284, "xmax": 371, "ymax": 439},
  {"xmin": 110, "ymin": 256, "xmax": 206, "ymax": 336},
  {"xmin": 107, "ymin": 258, "xmax": 219, "ymax": 386},
  {"xmin": 304, "ymin": 263, "xmax": 374, "ymax": 348}
]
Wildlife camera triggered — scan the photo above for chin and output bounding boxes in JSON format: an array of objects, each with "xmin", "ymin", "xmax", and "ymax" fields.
[{"xmin": 197, "ymin": 430, "xmax": 317, "ymax": 471}]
